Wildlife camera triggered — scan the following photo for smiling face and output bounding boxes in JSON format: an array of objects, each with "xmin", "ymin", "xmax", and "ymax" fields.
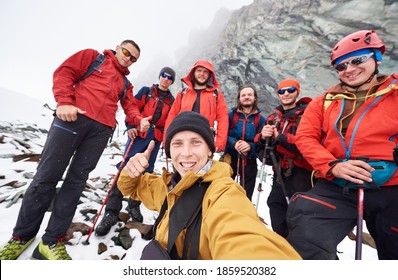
[
  {"xmin": 277, "ymin": 87, "xmax": 298, "ymax": 110},
  {"xmin": 238, "ymin": 87, "xmax": 256, "ymax": 109},
  {"xmin": 337, "ymin": 55, "xmax": 378, "ymax": 90},
  {"xmin": 115, "ymin": 43, "xmax": 140, "ymax": 68},
  {"xmin": 170, "ymin": 130, "xmax": 212, "ymax": 177},
  {"xmin": 193, "ymin": 66, "xmax": 210, "ymax": 88}
]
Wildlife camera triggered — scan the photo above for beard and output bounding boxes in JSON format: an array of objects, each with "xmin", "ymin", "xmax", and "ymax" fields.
[
  {"xmin": 194, "ymin": 77, "xmax": 209, "ymax": 87},
  {"xmin": 241, "ymin": 103, "xmax": 254, "ymax": 109},
  {"xmin": 281, "ymin": 99, "xmax": 296, "ymax": 108}
]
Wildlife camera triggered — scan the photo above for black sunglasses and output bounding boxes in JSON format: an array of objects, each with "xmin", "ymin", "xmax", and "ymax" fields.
[
  {"xmin": 334, "ymin": 53, "xmax": 373, "ymax": 72},
  {"xmin": 278, "ymin": 87, "xmax": 296, "ymax": 95},
  {"xmin": 121, "ymin": 47, "xmax": 138, "ymax": 63},
  {"xmin": 161, "ymin": 72, "xmax": 173, "ymax": 81}
]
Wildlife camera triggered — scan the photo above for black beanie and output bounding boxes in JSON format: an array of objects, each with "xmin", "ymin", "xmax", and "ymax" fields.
[
  {"xmin": 159, "ymin": 67, "xmax": 176, "ymax": 84},
  {"xmin": 165, "ymin": 111, "xmax": 215, "ymax": 158}
]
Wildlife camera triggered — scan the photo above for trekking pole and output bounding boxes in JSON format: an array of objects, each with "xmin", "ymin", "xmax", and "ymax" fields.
[
  {"xmin": 268, "ymin": 147, "xmax": 290, "ymax": 205},
  {"xmin": 82, "ymin": 138, "xmax": 135, "ymax": 245},
  {"xmin": 241, "ymin": 155, "xmax": 246, "ymax": 189},
  {"xmin": 235, "ymin": 155, "xmax": 241, "ymax": 183},
  {"xmin": 255, "ymin": 138, "xmax": 269, "ymax": 210},
  {"xmin": 355, "ymin": 187, "xmax": 365, "ymax": 260}
]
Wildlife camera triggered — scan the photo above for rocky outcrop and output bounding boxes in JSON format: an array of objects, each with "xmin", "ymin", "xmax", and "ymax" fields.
[{"xmin": 176, "ymin": 0, "xmax": 398, "ymax": 115}]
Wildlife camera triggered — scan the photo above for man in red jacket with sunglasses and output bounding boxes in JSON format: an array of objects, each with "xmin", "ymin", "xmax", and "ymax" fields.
[
  {"xmin": 0, "ymin": 40, "xmax": 140, "ymax": 260},
  {"xmin": 256, "ymin": 78, "xmax": 312, "ymax": 239}
]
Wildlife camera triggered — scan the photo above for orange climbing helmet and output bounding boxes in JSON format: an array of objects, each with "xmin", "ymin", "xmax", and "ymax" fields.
[{"xmin": 331, "ymin": 30, "xmax": 386, "ymax": 65}]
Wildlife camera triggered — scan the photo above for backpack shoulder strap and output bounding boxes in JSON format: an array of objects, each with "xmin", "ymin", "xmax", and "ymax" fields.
[
  {"xmin": 145, "ymin": 86, "xmax": 155, "ymax": 103},
  {"xmin": 213, "ymin": 89, "xmax": 219, "ymax": 101},
  {"xmin": 178, "ymin": 88, "xmax": 188, "ymax": 109},
  {"xmin": 78, "ymin": 53, "xmax": 129, "ymax": 101},
  {"xmin": 167, "ymin": 178, "xmax": 210, "ymax": 260},
  {"xmin": 120, "ymin": 76, "xmax": 130, "ymax": 101},
  {"xmin": 253, "ymin": 112, "xmax": 261, "ymax": 131},
  {"xmin": 78, "ymin": 53, "xmax": 106, "ymax": 82},
  {"xmin": 230, "ymin": 110, "xmax": 240, "ymax": 132}
]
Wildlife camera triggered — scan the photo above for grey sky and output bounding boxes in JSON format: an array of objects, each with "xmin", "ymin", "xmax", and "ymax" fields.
[{"xmin": 0, "ymin": 0, "xmax": 253, "ymax": 103}]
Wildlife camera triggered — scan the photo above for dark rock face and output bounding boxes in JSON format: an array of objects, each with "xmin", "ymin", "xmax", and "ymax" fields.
[{"xmin": 176, "ymin": 0, "xmax": 398, "ymax": 116}]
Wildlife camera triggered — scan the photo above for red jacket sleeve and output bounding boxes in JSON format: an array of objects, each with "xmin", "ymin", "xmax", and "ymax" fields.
[
  {"xmin": 163, "ymin": 90, "xmax": 183, "ymax": 144},
  {"xmin": 295, "ymin": 95, "xmax": 337, "ymax": 179},
  {"xmin": 121, "ymin": 83, "xmax": 142, "ymax": 126},
  {"xmin": 52, "ymin": 49, "xmax": 99, "ymax": 106},
  {"xmin": 214, "ymin": 90, "xmax": 229, "ymax": 151}
]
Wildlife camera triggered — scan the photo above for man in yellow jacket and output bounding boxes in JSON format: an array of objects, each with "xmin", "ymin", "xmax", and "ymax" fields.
[{"xmin": 118, "ymin": 111, "xmax": 301, "ymax": 260}]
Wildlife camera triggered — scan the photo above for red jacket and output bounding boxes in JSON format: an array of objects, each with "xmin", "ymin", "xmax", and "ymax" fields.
[
  {"xmin": 132, "ymin": 85, "xmax": 174, "ymax": 141},
  {"xmin": 296, "ymin": 74, "xmax": 398, "ymax": 186},
  {"xmin": 52, "ymin": 48, "xmax": 137, "ymax": 128},
  {"xmin": 255, "ymin": 97, "xmax": 313, "ymax": 171},
  {"xmin": 164, "ymin": 60, "xmax": 229, "ymax": 151}
]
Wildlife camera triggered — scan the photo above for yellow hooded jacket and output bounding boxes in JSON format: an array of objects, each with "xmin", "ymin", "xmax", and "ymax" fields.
[{"xmin": 118, "ymin": 160, "xmax": 301, "ymax": 260}]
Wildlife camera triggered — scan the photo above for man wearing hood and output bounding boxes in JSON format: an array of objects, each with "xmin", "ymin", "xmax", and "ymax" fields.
[{"xmin": 164, "ymin": 60, "xmax": 229, "ymax": 153}]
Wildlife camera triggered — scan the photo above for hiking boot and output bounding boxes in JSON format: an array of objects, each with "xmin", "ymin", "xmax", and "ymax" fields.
[
  {"xmin": 128, "ymin": 205, "xmax": 143, "ymax": 223},
  {"xmin": 32, "ymin": 240, "xmax": 72, "ymax": 260},
  {"xmin": 0, "ymin": 237, "xmax": 35, "ymax": 260},
  {"xmin": 95, "ymin": 212, "xmax": 118, "ymax": 236}
]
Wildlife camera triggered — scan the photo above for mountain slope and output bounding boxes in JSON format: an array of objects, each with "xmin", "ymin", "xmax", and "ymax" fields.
[{"xmin": 176, "ymin": 0, "xmax": 398, "ymax": 114}]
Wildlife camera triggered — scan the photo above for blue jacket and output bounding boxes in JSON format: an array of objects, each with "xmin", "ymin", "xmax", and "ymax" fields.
[{"xmin": 225, "ymin": 107, "xmax": 266, "ymax": 159}]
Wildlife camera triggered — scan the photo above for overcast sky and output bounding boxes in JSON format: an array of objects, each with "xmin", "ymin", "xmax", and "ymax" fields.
[{"xmin": 0, "ymin": 0, "xmax": 253, "ymax": 103}]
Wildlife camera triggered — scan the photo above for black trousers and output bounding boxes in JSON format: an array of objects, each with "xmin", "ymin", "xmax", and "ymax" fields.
[
  {"xmin": 230, "ymin": 155, "xmax": 257, "ymax": 201},
  {"xmin": 13, "ymin": 115, "xmax": 112, "ymax": 243},
  {"xmin": 267, "ymin": 166, "xmax": 312, "ymax": 238},
  {"xmin": 286, "ymin": 179, "xmax": 398, "ymax": 260}
]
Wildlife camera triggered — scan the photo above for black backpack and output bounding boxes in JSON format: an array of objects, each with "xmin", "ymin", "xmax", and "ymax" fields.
[
  {"xmin": 77, "ymin": 53, "xmax": 130, "ymax": 101},
  {"xmin": 140, "ymin": 179, "xmax": 210, "ymax": 260}
]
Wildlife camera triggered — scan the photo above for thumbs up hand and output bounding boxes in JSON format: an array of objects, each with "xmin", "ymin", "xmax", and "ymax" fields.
[
  {"xmin": 138, "ymin": 116, "xmax": 153, "ymax": 132},
  {"xmin": 125, "ymin": 140, "xmax": 155, "ymax": 178}
]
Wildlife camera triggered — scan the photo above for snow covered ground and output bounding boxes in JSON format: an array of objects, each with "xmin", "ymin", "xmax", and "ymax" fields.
[{"xmin": 1, "ymin": 88, "xmax": 386, "ymax": 280}]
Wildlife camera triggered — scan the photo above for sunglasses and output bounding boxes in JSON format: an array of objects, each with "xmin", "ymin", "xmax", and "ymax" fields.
[
  {"xmin": 334, "ymin": 53, "xmax": 373, "ymax": 72},
  {"xmin": 278, "ymin": 87, "xmax": 296, "ymax": 95},
  {"xmin": 121, "ymin": 47, "xmax": 138, "ymax": 63},
  {"xmin": 161, "ymin": 72, "xmax": 174, "ymax": 81}
]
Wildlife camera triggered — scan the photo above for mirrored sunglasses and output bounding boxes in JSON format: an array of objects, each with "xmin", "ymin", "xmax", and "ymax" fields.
[
  {"xmin": 278, "ymin": 87, "xmax": 296, "ymax": 95},
  {"xmin": 121, "ymin": 47, "xmax": 138, "ymax": 63},
  {"xmin": 161, "ymin": 72, "xmax": 174, "ymax": 81},
  {"xmin": 334, "ymin": 53, "xmax": 373, "ymax": 72}
]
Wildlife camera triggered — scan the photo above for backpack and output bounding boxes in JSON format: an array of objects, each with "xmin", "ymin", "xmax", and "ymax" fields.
[
  {"xmin": 145, "ymin": 86, "xmax": 175, "ymax": 107},
  {"xmin": 229, "ymin": 110, "xmax": 261, "ymax": 133},
  {"xmin": 77, "ymin": 53, "xmax": 130, "ymax": 101},
  {"xmin": 140, "ymin": 179, "xmax": 210, "ymax": 260}
]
